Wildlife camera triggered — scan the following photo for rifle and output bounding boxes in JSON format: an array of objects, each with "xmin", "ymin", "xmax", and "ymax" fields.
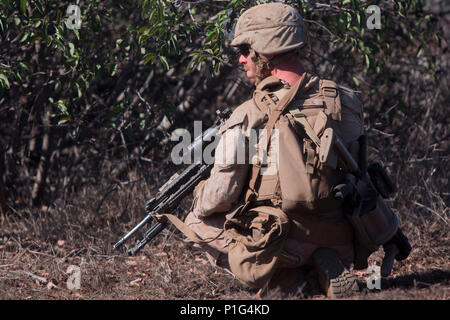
[{"xmin": 113, "ymin": 109, "xmax": 232, "ymax": 255}]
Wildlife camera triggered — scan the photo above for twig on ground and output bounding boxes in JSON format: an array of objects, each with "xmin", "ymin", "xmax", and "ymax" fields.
[
  {"xmin": 21, "ymin": 270, "xmax": 48, "ymax": 284},
  {"xmin": 413, "ymin": 201, "xmax": 449, "ymax": 226}
]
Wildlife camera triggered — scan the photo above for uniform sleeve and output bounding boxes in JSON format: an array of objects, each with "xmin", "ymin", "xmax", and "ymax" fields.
[{"xmin": 192, "ymin": 124, "xmax": 250, "ymax": 219}]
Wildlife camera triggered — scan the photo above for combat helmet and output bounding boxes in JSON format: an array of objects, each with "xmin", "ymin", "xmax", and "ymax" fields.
[{"xmin": 231, "ymin": 3, "xmax": 305, "ymax": 55}]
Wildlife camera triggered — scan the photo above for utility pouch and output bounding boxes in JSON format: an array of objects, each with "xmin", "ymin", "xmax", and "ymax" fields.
[{"xmin": 341, "ymin": 175, "xmax": 399, "ymax": 269}]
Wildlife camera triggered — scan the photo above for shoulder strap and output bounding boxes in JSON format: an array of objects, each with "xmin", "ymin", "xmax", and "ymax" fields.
[{"xmin": 320, "ymin": 79, "xmax": 342, "ymax": 121}]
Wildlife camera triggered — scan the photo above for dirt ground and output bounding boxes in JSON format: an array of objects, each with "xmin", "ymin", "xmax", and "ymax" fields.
[{"xmin": 0, "ymin": 210, "xmax": 448, "ymax": 301}]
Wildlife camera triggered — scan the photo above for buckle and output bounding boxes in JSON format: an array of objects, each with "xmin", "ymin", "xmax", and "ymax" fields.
[
  {"xmin": 253, "ymin": 160, "xmax": 262, "ymax": 168},
  {"xmin": 323, "ymin": 87, "xmax": 337, "ymax": 98}
]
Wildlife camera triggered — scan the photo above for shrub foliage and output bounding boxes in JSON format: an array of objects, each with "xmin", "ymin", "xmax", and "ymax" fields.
[{"xmin": 0, "ymin": 0, "xmax": 447, "ymax": 237}]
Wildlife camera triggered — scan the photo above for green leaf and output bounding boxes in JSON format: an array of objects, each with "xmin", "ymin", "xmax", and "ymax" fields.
[
  {"xmin": 56, "ymin": 8, "xmax": 62, "ymax": 25},
  {"xmin": 57, "ymin": 100, "xmax": 68, "ymax": 115},
  {"xmin": 214, "ymin": 61, "xmax": 221, "ymax": 74},
  {"xmin": 346, "ymin": 12, "xmax": 352, "ymax": 28},
  {"xmin": 159, "ymin": 55, "xmax": 169, "ymax": 70},
  {"xmin": 433, "ymin": 33, "xmax": 441, "ymax": 46},
  {"xmin": 75, "ymin": 82, "xmax": 82, "ymax": 98},
  {"xmin": 0, "ymin": 73, "xmax": 10, "ymax": 89},
  {"xmin": 58, "ymin": 118, "xmax": 70, "ymax": 125},
  {"xmin": 35, "ymin": 0, "xmax": 43, "ymax": 15},
  {"xmin": 365, "ymin": 54, "xmax": 370, "ymax": 69},
  {"xmin": 68, "ymin": 42, "xmax": 75, "ymax": 57},
  {"xmin": 19, "ymin": 0, "xmax": 26, "ymax": 15},
  {"xmin": 20, "ymin": 31, "xmax": 29, "ymax": 43},
  {"xmin": 18, "ymin": 62, "xmax": 28, "ymax": 72},
  {"xmin": 189, "ymin": 51, "xmax": 201, "ymax": 57},
  {"xmin": 356, "ymin": 11, "xmax": 361, "ymax": 26},
  {"xmin": 110, "ymin": 63, "xmax": 118, "ymax": 76},
  {"xmin": 1, "ymin": 0, "xmax": 14, "ymax": 11},
  {"xmin": 143, "ymin": 53, "xmax": 156, "ymax": 64},
  {"xmin": 15, "ymin": 71, "xmax": 23, "ymax": 82}
]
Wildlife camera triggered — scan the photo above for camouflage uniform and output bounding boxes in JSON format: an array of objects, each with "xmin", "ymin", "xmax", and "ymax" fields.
[{"xmin": 184, "ymin": 3, "xmax": 363, "ymax": 296}]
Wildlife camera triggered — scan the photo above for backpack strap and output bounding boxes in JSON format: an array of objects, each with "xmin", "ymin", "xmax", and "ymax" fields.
[
  {"xmin": 320, "ymin": 79, "xmax": 342, "ymax": 121},
  {"xmin": 253, "ymin": 76, "xmax": 286, "ymax": 113}
]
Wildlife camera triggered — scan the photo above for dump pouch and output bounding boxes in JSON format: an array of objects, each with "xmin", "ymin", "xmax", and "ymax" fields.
[{"xmin": 224, "ymin": 205, "xmax": 291, "ymax": 289}]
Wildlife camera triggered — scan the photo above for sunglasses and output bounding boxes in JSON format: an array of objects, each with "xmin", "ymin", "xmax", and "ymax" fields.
[{"xmin": 237, "ymin": 45, "xmax": 251, "ymax": 57}]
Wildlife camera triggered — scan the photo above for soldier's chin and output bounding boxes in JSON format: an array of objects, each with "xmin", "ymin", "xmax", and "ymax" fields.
[{"xmin": 246, "ymin": 74, "xmax": 256, "ymax": 85}]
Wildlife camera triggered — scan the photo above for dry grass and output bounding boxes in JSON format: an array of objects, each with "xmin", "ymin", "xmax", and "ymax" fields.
[{"xmin": 0, "ymin": 162, "xmax": 448, "ymax": 300}]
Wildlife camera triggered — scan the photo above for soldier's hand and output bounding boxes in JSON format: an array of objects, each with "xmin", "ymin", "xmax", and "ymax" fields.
[{"xmin": 332, "ymin": 183, "xmax": 352, "ymax": 201}]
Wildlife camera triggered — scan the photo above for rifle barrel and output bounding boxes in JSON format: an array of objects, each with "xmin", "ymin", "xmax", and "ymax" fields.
[
  {"xmin": 128, "ymin": 221, "xmax": 167, "ymax": 255},
  {"xmin": 113, "ymin": 214, "xmax": 153, "ymax": 249}
]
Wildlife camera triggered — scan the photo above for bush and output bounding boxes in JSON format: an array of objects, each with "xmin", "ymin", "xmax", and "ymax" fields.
[{"xmin": 0, "ymin": 1, "xmax": 447, "ymax": 241}]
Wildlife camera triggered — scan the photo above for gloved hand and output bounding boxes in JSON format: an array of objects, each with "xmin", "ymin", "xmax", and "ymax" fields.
[
  {"xmin": 334, "ymin": 173, "xmax": 380, "ymax": 216},
  {"xmin": 332, "ymin": 173, "xmax": 360, "ymax": 215},
  {"xmin": 333, "ymin": 173, "xmax": 357, "ymax": 200},
  {"xmin": 381, "ymin": 242, "xmax": 399, "ymax": 277},
  {"xmin": 381, "ymin": 228, "xmax": 412, "ymax": 277}
]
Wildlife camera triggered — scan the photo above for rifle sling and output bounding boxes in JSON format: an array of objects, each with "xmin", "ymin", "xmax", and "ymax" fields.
[{"xmin": 154, "ymin": 213, "xmax": 224, "ymax": 244}]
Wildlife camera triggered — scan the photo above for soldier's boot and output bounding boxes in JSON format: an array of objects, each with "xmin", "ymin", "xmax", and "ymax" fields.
[{"xmin": 312, "ymin": 248, "xmax": 359, "ymax": 299}]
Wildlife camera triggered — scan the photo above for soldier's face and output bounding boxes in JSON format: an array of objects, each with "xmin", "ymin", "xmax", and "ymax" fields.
[{"xmin": 238, "ymin": 45, "xmax": 257, "ymax": 84}]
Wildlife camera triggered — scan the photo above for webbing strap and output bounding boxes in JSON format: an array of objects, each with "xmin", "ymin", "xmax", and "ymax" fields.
[
  {"xmin": 154, "ymin": 213, "xmax": 224, "ymax": 244},
  {"xmin": 320, "ymin": 79, "xmax": 342, "ymax": 121},
  {"xmin": 288, "ymin": 109, "xmax": 321, "ymax": 147}
]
